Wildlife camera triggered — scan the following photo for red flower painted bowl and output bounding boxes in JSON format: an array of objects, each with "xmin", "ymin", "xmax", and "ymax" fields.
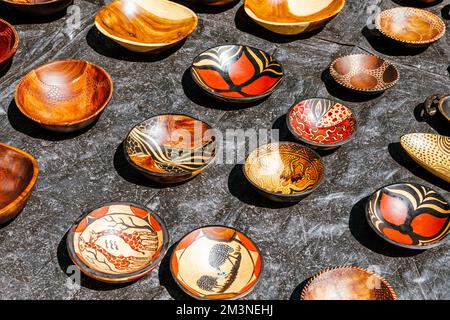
[
  {"xmin": 366, "ymin": 183, "xmax": 450, "ymax": 250},
  {"xmin": 0, "ymin": 19, "xmax": 19, "ymax": 71},
  {"xmin": 191, "ymin": 45, "xmax": 284, "ymax": 103}
]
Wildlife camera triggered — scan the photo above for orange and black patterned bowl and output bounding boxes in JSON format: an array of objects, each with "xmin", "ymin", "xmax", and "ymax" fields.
[
  {"xmin": 67, "ymin": 202, "xmax": 169, "ymax": 283},
  {"xmin": 191, "ymin": 45, "xmax": 284, "ymax": 103},
  {"xmin": 170, "ymin": 226, "xmax": 263, "ymax": 300},
  {"xmin": 0, "ymin": 19, "xmax": 19, "ymax": 71},
  {"xmin": 366, "ymin": 183, "xmax": 450, "ymax": 250},
  {"xmin": 0, "ymin": 0, "xmax": 73, "ymax": 16}
]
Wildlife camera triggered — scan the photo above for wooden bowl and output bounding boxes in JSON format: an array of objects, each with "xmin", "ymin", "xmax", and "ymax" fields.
[
  {"xmin": 95, "ymin": 0, "xmax": 198, "ymax": 54},
  {"xmin": 0, "ymin": 19, "xmax": 19, "ymax": 71},
  {"xmin": 124, "ymin": 114, "xmax": 217, "ymax": 184},
  {"xmin": 244, "ymin": 0, "xmax": 346, "ymax": 35},
  {"xmin": 424, "ymin": 95, "xmax": 450, "ymax": 121},
  {"xmin": 376, "ymin": 7, "xmax": 446, "ymax": 46},
  {"xmin": 15, "ymin": 60, "xmax": 113, "ymax": 132},
  {"xmin": 0, "ymin": 143, "xmax": 38, "ymax": 224},
  {"xmin": 0, "ymin": 0, "xmax": 73, "ymax": 16},
  {"xmin": 170, "ymin": 226, "xmax": 262, "ymax": 300},
  {"xmin": 67, "ymin": 202, "xmax": 169, "ymax": 283},
  {"xmin": 187, "ymin": 0, "xmax": 237, "ymax": 5},
  {"xmin": 244, "ymin": 142, "xmax": 325, "ymax": 202},
  {"xmin": 301, "ymin": 266, "xmax": 397, "ymax": 300},
  {"xmin": 191, "ymin": 45, "xmax": 284, "ymax": 103},
  {"xmin": 366, "ymin": 182, "xmax": 450, "ymax": 249},
  {"xmin": 400, "ymin": 133, "xmax": 450, "ymax": 183},
  {"xmin": 330, "ymin": 54, "xmax": 399, "ymax": 94},
  {"xmin": 287, "ymin": 98, "xmax": 357, "ymax": 149}
]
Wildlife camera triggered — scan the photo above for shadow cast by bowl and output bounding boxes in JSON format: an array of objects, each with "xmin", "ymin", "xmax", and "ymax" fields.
[
  {"xmin": 0, "ymin": 59, "xmax": 13, "ymax": 78},
  {"xmin": 171, "ymin": 0, "xmax": 239, "ymax": 14},
  {"xmin": 442, "ymin": 4, "xmax": 450, "ymax": 20},
  {"xmin": 414, "ymin": 102, "xmax": 450, "ymax": 136},
  {"xmin": 392, "ymin": 0, "xmax": 443, "ymax": 7},
  {"xmin": 290, "ymin": 277, "xmax": 311, "ymax": 300},
  {"xmin": 0, "ymin": 4, "xmax": 70, "ymax": 24}
]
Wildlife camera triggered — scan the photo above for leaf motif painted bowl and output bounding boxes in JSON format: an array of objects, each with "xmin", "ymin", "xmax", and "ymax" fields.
[
  {"xmin": 0, "ymin": 0, "xmax": 73, "ymax": 16},
  {"xmin": 0, "ymin": 19, "xmax": 19, "ymax": 71}
]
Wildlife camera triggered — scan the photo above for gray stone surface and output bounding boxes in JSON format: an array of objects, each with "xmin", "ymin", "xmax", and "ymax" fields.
[{"xmin": 0, "ymin": 0, "xmax": 449, "ymax": 300}]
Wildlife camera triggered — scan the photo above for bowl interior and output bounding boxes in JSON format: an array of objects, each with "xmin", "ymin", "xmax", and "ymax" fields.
[
  {"xmin": 439, "ymin": 97, "xmax": 450, "ymax": 119},
  {"xmin": 0, "ymin": 20, "xmax": 18, "ymax": 64}
]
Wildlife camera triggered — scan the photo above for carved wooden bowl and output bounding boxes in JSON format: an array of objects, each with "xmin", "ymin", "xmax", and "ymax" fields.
[
  {"xmin": 191, "ymin": 45, "xmax": 284, "ymax": 103},
  {"xmin": 0, "ymin": 143, "xmax": 38, "ymax": 224},
  {"xmin": 366, "ymin": 182, "xmax": 450, "ymax": 249},
  {"xmin": 400, "ymin": 133, "xmax": 450, "ymax": 183},
  {"xmin": 287, "ymin": 98, "xmax": 357, "ymax": 149},
  {"xmin": 244, "ymin": 0, "xmax": 346, "ymax": 35},
  {"xmin": 330, "ymin": 54, "xmax": 399, "ymax": 93},
  {"xmin": 67, "ymin": 202, "xmax": 169, "ymax": 283},
  {"xmin": 424, "ymin": 95, "xmax": 450, "ymax": 121},
  {"xmin": 15, "ymin": 60, "xmax": 113, "ymax": 132},
  {"xmin": 244, "ymin": 142, "xmax": 325, "ymax": 202},
  {"xmin": 170, "ymin": 226, "xmax": 262, "ymax": 300},
  {"xmin": 0, "ymin": 0, "xmax": 73, "ymax": 16},
  {"xmin": 0, "ymin": 19, "xmax": 19, "ymax": 71},
  {"xmin": 95, "ymin": 0, "xmax": 198, "ymax": 54},
  {"xmin": 301, "ymin": 266, "xmax": 397, "ymax": 300},
  {"xmin": 124, "ymin": 114, "xmax": 217, "ymax": 184}
]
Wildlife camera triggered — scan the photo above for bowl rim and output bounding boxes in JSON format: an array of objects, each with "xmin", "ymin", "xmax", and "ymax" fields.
[
  {"xmin": 437, "ymin": 95, "xmax": 450, "ymax": 121},
  {"xmin": 286, "ymin": 97, "xmax": 358, "ymax": 148},
  {"xmin": 0, "ymin": 19, "xmax": 20, "ymax": 65},
  {"xmin": 243, "ymin": 141, "xmax": 326, "ymax": 199},
  {"xmin": 0, "ymin": 0, "xmax": 68, "ymax": 5},
  {"xmin": 169, "ymin": 224, "xmax": 264, "ymax": 300},
  {"xmin": 190, "ymin": 43, "xmax": 285, "ymax": 103},
  {"xmin": 66, "ymin": 201, "xmax": 170, "ymax": 283},
  {"xmin": 365, "ymin": 181, "xmax": 450, "ymax": 250},
  {"xmin": 14, "ymin": 59, "xmax": 114, "ymax": 127}
]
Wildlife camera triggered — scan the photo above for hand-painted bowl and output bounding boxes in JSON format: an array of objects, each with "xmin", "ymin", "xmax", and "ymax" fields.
[
  {"xmin": 124, "ymin": 114, "xmax": 217, "ymax": 184},
  {"xmin": 0, "ymin": 143, "xmax": 38, "ymax": 224},
  {"xmin": 0, "ymin": 19, "xmax": 19, "ymax": 71},
  {"xmin": 244, "ymin": 0, "xmax": 346, "ymax": 35},
  {"xmin": 287, "ymin": 98, "xmax": 357, "ymax": 149},
  {"xmin": 170, "ymin": 226, "xmax": 262, "ymax": 300},
  {"xmin": 191, "ymin": 45, "xmax": 284, "ymax": 103},
  {"xmin": 301, "ymin": 266, "xmax": 397, "ymax": 300},
  {"xmin": 95, "ymin": 0, "xmax": 198, "ymax": 54},
  {"xmin": 67, "ymin": 202, "xmax": 169, "ymax": 283},
  {"xmin": 424, "ymin": 95, "xmax": 450, "ymax": 121},
  {"xmin": 400, "ymin": 133, "xmax": 450, "ymax": 183},
  {"xmin": 330, "ymin": 54, "xmax": 399, "ymax": 94},
  {"xmin": 244, "ymin": 142, "xmax": 325, "ymax": 202},
  {"xmin": 0, "ymin": 0, "xmax": 73, "ymax": 16},
  {"xmin": 15, "ymin": 60, "xmax": 113, "ymax": 132}
]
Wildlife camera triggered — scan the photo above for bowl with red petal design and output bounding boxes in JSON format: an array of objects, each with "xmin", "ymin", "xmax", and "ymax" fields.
[
  {"xmin": 366, "ymin": 182, "xmax": 450, "ymax": 250},
  {"xmin": 0, "ymin": 19, "xmax": 19, "ymax": 72},
  {"xmin": 191, "ymin": 44, "xmax": 284, "ymax": 103}
]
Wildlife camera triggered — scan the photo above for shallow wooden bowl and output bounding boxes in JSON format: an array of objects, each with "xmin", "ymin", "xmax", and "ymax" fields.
[
  {"xmin": 0, "ymin": 0, "xmax": 73, "ymax": 16},
  {"xmin": 171, "ymin": 226, "xmax": 262, "ymax": 300},
  {"xmin": 400, "ymin": 133, "xmax": 450, "ymax": 183},
  {"xmin": 0, "ymin": 19, "xmax": 19, "ymax": 71},
  {"xmin": 0, "ymin": 143, "xmax": 38, "ymax": 224},
  {"xmin": 95, "ymin": 0, "xmax": 198, "ymax": 54},
  {"xmin": 287, "ymin": 98, "xmax": 357, "ymax": 149},
  {"xmin": 67, "ymin": 202, "xmax": 169, "ymax": 283},
  {"xmin": 124, "ymin": 114, "xmax": 217, "ymax": 184},
  {"xmin": 244, "ymin": 142, "xmax": 325, "ymax": 202},
  {"xmin": 15, "ymin": 60, "xmax": 113, "ymax": 132},
  {"xmin": 191, "ymin": 45, "xmax": 284, "ymax": 102},
  {"xmin": 424, "ymin": 95, "xmax": 450, "ymax": 121},
  {"xmin": 301, "ymin": 266, "xmax": 397, "ymax": 300}
]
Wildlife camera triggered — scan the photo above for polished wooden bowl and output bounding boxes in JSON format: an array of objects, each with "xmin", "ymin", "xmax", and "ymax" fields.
[
  {"xmin": 301, "ymin": 266, "xmax": 397, "ymax": 300},
  {"xmin": 424, "ymin": 95, "xmax": 450, "ymax": 121},
  {"xmin": 0, "ymin": 0, "xmax": 73, "ymax": 16},
  {"xmin": 0, "ymin": 19, "xmax": 19, "ymax": 71},
  {"xmin": 0, "ymin": 143, "xmax": 38, "ymax": 224},
  {"xmin": 191, "ymin": 45, "xmax": 284, "ymax": 103},
  {"xmin": 244, "ymin": 0, "xmax": 346, "ymax": 35},
  {"xmin": 15, "ymin": 60, "xmax": 113, "ymax": 132},
  {"xmin": 170, "ymin": 226, "xmax": 262, "ymax": 300},
  {"xmin": 330, "ymin": 54, "xmax": 399, "ymax": 94},
  {"xmin": 95, "ymin": 0, "xmax": 198, "ymax": 54},
  {"xmin": 244, "ymin": 142, "xmax": 325, "ymax": 202},
  {"xmin": 287, "ymin": 98, "xmax": 357, "ymax": 149},
  {"xmin": 124, "ymin": 114, "xmax": 217, "ymax": 184},
  {"xmin": 67, "ymin": 202, "xmax": 169, "ymax": 283}
]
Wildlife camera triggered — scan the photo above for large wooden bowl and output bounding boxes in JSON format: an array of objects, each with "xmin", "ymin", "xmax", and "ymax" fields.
[
  {"xmin": 0, "ymin": 143, "xmax": 38, "ymax": 224},
  {"xmin": 15, "ymin": 60, "xmax": 113, "ymax": 132},
  {"xmin": 0, "ymin": 0, "xmax": 73, "ymax": 16},
  {"xmin": 0, "ymin": 19, "xmax": 19, "ymax": 71},
  {"xmin": 424, "ymin": 95, "xmax": 450, "ymax": 122},
  {"xmin": 244, "ymin": 0, "xmax": 346, "ymax": 35},
  {"xmin": 95, "ymin": 0, "xmax": 198, "ymax": 54}
]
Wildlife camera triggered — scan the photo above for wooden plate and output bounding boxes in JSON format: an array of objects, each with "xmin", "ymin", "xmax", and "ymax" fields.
[
  {"xmin": 0, "ymin": 19, "xmax": 19, "ymax": 71},
  {"xmin": 0, "ymin": 0, "xmax": 73, "ymax": 15}
]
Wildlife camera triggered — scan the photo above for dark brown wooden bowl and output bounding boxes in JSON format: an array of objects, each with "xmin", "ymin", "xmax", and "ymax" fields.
[
  {"xmin": 15, "ymin": 60, "xmax": 113, "ymax": 132},
  {"xmin": 0, "ymin": 0, "xmax": 73, "ymax": 16},
  {"xmin": 0, "ymin": 19, "xmax": 19, "ymax": 71}
]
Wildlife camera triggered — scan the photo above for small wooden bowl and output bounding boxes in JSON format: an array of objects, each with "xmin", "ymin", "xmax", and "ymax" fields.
[
  {"xmin": 95, "ymin": 0, "xmax": 198, "ymax": 54},
  {"xmin": 244, "ymin": 142, "xmax": 325, "ymax": 202},
  {"xmin": 170, "ymin": 226, "xmax": 262, "ymax": 300},
  {"xmin": 301, "ymin": 266, "xmax": 397, "ymax": 300},
  {"xmin": 0, "ymin": 19, "xmax": 19, "ymax": 71},
  {"xmin": 330, "ymin": 54, "xmax": 399, "ymax": 94},
  {"xmin": 400, "ymin": 133, "xmax": 450, "ymax": 183},
  {"xmin": 244, "ymin": 0, "xmax": 346, "ymax": 35},
  {"xmin": 0, "ymin": 0, "xmax": 73, "ymax": 16},
  {"xmin": 0, "ymin": 143, "xmax": 38, "ymax": 224},
  {"xmin": 287, "ymin": 98, "xmax": 357, "ymax": 149},
  {"xmin": 366, "ymin": 182, "xmax": 450, "ymax": 249},
  {"xmin": 15, "ymin": 60, "xmax": 113, "ymax": 132},
  {"xmin": 424, "ymin": 95, "xmax": 450, "ymax": 121},
  {"xmin": 188, "ymin": 0, "xmax": 237, "ymax": 5},
  {"xmin": 67, "ymin": 202, "xmax": 169, "ymax": 283},
  {"xmin": 124, "ymin": 114, "xmax": 217, "ymax": 184},
  {"xmin": 191, "ymin": 45, "xmax": 284, "ymax": 103}
]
